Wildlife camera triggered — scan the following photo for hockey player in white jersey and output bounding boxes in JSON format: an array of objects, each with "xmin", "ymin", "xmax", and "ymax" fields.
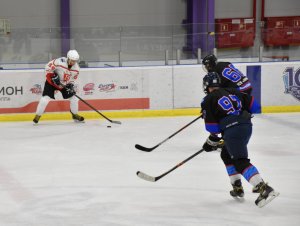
[{"xmin": 33, "ymin": 50, "xmax": 84, "ymax": 123}]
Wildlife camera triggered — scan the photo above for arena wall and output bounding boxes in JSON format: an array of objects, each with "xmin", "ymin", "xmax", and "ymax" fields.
[{"xmin": 0, "ymin": 62, "xmax": 300, "ymax": 121}]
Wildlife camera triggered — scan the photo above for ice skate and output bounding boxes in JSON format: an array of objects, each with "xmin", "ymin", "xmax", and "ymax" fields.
[
  {"xmin": 252, "ymin": 183, "xmax": 260, "ymax": 193},
  {"xmin": 70, "ymin": 111, "xmax": 85, "ymax": 122},
  {"xmin": 255, "ymin": 182, "xmax": 279, "ymax": 208},
  {"xmin": 33, "ymin": 115, "xmax": 41, "ymax": 124},
  {"xmin": 230, "ymin": 179, "xmax": 244, "ymax": 198}
]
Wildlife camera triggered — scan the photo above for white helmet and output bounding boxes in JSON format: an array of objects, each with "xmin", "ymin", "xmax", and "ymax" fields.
[{"xmin": 67, "ymin": 50, "xmax": 80, "ymax": 61}]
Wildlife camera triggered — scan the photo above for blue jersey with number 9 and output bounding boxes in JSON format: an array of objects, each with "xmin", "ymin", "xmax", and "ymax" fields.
[{"xmin": 201, "ymin": 88, "xmax": 259, "ymax": 134}]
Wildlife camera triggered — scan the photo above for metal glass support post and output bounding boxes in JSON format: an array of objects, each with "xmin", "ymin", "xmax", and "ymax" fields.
[
  {"xmin": 165, "ymin": 50, "xmax": 169, "ymax": 65},
  {"xmin": 213, "ymin": 48, "xmax": 217, "ymax": 57},
  {"xmin": 176, "ymin": 49, "xmax": 181, "ymax": 65},
  {"xmin": 259, "ymin": 45, "xmax": 263, "ymax": 62},
  {"xmin": 197, "ymin": 48, "xmax": 202, "ymax": 64},
  {"xmin": 118, "ymin": 51, "xmax": 122, "ymax": 67}
]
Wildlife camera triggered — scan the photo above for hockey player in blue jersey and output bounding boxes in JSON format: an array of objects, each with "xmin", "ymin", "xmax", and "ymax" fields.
[
  {"xmin": 202, "ymin": 54, "xmax": 252, "ymax": 95},
  {"xmin": 200, "ymin": 72, "xmax": 279, "ymax": 207}
]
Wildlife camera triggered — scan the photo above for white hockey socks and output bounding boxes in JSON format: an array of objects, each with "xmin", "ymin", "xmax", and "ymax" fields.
[
  {"xmin": 69, "ymin": 95, "xmax": 79, "ymax": 114},
  {"xmin": 229, "ymin": 174, "xmax": 242, "ymax": 185},
  {"xmin": 36, "ymin": 96, "xmax": 51, "ymax": 116},
  {"xmin": 249, "ymin": 174, "xmax": 264, "ymax": 187}
]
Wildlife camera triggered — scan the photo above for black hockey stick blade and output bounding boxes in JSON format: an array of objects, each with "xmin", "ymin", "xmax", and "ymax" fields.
[
  {"xmin": 134, "ymin": 115, "xmax": 202, "ymax": 153},
  {"xmin": 74, "ymin": 94, "xmax": 122, "ymax": 125},
  {"xmin": 136, "ymin": 171, "xmax": 158, "ymax": 182},
  {"xmin": 136, "ymin": 149, "xmax": 205, "ymax": 182},
  {"xmin": 111, "ymin": 120, "xmax": 122, "ymax": 125},
  {"xmin": 135, "ymin": 144, "xmax": 158, "ymax": 152}
]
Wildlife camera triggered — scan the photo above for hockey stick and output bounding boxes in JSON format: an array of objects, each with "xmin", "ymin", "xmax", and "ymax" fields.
[
  {"xmin": 137, "ymin": 148, "xmax": 204, "ymax": 182},
  {"xmin": 135, "ymin": 115, "xmax": 202, "ymax": 152},
  {"xmin": 57, "ymin": 80, "xmax": 121, "ymax": 124},
  {"xmin": 74, "ymin": 94, "xmax": 121, "ymax": 124}
]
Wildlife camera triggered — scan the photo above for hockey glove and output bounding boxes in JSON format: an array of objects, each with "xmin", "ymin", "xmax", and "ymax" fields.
[
  {"xmin": 51, "ymin": 73, "xmax": 61, "ymax": 86},
  {"xmin": 64, "ymin": 83, "xmax": 76, "ymax": 96},
  {"xmin": 203, "ymin": 135, "xmax": 222, "ymax": 152}
]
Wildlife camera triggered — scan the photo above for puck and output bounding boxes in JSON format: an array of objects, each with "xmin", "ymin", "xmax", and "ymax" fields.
[{"xmin": 107, "ymin": 125, "xmax": 111, "ymax": 128}]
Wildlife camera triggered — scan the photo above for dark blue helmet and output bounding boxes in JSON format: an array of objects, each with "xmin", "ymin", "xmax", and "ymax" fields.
[
  {"xmin": 203, "ymin": 72, "xmax": 221, "ymax": 94},
  {"xmin": 202, "ymin": 54, "xmax": 217, "ymax": 72}
]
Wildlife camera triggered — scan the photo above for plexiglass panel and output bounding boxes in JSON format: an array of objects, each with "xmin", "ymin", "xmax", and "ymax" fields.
[{"xmin": 0, "ymin": 21, "xmax": 299, "ymax": 69}]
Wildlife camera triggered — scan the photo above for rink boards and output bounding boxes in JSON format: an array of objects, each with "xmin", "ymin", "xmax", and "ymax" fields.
[{"xmin": 0, "ymin": 62, "xmax": 300, "ymax": 121}]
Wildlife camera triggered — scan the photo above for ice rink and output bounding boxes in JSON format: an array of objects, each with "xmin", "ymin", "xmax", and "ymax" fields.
[{"xmin": 0, "ymin": 112, "xmax": 300, "ymax": 226}]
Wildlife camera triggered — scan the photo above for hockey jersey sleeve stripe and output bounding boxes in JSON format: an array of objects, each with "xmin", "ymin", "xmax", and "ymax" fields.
[
  {"xmin": 46, "ymin": 73, "xmax": 62, "ymax": 90},
  {"xmin": 239, "ymin": 81, "xmax": 252, "ymax": 91},
  {"xmin": 205, "ymin": 123, "xmax": 221, "ymax": 133}
]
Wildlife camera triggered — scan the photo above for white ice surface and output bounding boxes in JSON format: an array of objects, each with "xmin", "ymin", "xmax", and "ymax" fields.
[{"xmin": 0, "ymin": 113, "xmax": 300, "ymax": 226}]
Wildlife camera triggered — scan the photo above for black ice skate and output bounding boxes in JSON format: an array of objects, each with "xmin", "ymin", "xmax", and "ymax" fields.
[
  {"xmin": 70, "ymin": 111, "xmax": 85, "ymax": 122},
  {"xmin": 252, "ymin": 183, "xmax": 261, "ymax": 193},
  {"xmin": 230, "ymin": 179, "xmax": 244, "ymax": 198},
  {"xmin": 255, "ymin": 182, "xmax": 279, "ymax": 208},
  {"xmin": 33, "ymin": 115, "xmax": 41, "ymax": 124}
]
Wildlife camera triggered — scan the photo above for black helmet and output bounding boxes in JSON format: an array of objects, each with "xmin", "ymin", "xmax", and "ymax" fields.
[
  {"xmin": 202, "ymin": 54, "xmax": 217, "ymax": 72},
  {"xmin": 203, "ymin": 72, "xmax": 221, "ymax": 94}
]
